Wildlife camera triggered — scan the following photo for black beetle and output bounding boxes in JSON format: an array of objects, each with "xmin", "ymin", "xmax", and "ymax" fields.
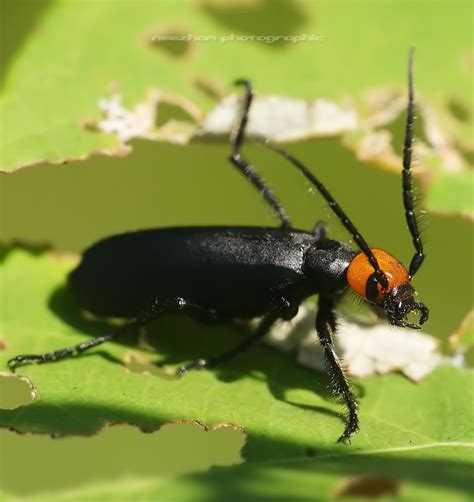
[{"xmin": 9, "ymin": 49, "xmax": 428, "ymax": 441}]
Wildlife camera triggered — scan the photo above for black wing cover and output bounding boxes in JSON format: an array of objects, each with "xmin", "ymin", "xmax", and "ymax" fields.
[{"xmin": 69, "ymin": 227, "xmax": 316, "ymax": 318}]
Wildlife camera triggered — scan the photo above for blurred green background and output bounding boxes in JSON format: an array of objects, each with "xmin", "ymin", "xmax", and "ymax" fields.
[{"xmin": 0, "ymin": 0, "xmax": 473, "ymax": 500}]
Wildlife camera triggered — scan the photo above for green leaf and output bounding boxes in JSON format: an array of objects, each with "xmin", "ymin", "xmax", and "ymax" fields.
[
  {"xmin": 425, "ymin": 172, "xmax": 474, "ymax": 220},
  {"xmin": 2, "ymin": 0, "xmax": 472, "ymax": 191},
  {"xmin": 0, "ymin": 247, "xmax": 472, "ymax": 500}
]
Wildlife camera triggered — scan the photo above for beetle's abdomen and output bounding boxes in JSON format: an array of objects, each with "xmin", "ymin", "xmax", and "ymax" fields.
[{"xmin": 68, "ymin": 227, "xmax": 316, "ymax": 318}]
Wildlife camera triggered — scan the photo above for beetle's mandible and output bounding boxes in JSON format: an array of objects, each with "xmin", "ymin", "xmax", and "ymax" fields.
[{"xmin": 9, "ymin": 49, "xmax": 428, "ymax": 442}]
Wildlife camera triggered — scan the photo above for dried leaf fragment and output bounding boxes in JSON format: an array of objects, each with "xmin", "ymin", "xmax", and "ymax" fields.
[
  {"xmin": 95, "ymin": 91, "xmax": 200, "ymax": 144},
  {"xmin": 264, "ymin": 305, "xmax": 441, "ymax": 381},
  {"xmin": 202, "ymin": 94, "xmax": 358, "ymax": 141}
]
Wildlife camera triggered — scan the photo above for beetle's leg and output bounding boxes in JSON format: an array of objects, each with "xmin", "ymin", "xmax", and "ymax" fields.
[
  {"xmin": 312, "ymin": 221, "xmax": 327, "ymax": 240},
  {"xmin": 316, "ymin": 295, "xmax": 359, "ymax": 442},
  {"xmin": 230, "ymin": 80, "xmax": 292, "ymax": 228},
  {"xmin": 175, "ymin": 309, "xmax": 277, "ymax": 376},
  {"xmin": 176, "ymin": 297, "xmax": 293, "ymax": 376},
  {"xmin": 8, "ymin": 297, "xmax": 217, "ymax": 370},
  {"xmin": 7, "ymin": 327, "xmax": 135, "ymax": 369}
]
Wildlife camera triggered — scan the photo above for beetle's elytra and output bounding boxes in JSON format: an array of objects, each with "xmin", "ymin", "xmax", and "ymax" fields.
[{"xmin": 9, "ymin": 49, "xmax": 428, "ymax": 442}]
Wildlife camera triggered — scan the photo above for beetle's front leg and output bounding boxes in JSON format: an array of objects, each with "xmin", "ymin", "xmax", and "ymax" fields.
[
  {"xmin": 316, "ymin": 295, "xmax": 359, "ymax": 442},
  {"xmin": 176, "ymin": 297, "xmax": 295, "ymax": 376}
]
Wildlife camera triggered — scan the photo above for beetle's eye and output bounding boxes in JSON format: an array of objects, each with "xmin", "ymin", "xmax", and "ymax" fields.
[
  {"xmin": 347, "ymin": 248, "xmax": 409, "ymax": 302},
  {"xmin": 365, "ymin": 274, "xmax": 380, "ymax": 302}
]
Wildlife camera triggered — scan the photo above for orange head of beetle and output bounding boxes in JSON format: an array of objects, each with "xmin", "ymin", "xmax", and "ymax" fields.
[{"xmin": 346, "ymin": 248, "xmax": 428, "ymax": 329}]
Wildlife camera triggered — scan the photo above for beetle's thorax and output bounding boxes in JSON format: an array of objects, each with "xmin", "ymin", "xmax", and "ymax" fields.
[{"xmin": 302, "ymin": 239, "xmax": 355, "ymax": 295}]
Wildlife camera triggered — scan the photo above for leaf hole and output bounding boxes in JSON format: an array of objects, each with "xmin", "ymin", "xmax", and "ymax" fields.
[
  {"xmin": 192, "ymin": 76, "xmax": 227, "ymax": 101},
  {"xmin": 447, "ymin": 97, "xmax": 471, "ymax": 123},
  {"xmin": 149, "ymin": 28, "xmax": 194, "ymax": 58},
  {"xmin": 334, "ymin": 475, "xmax": 401, "ymax": 499},
  {"xmin": 0, "ymin": 372, "xmax": 37, "ymax": 410},
  {"xmin": 0, "ymin": 423, "xmax": 245, "ymax": 497},
  {"xmin": 155, "ymin": 102, "xmax": 196, "ymax": 128},
  {"xmin": 200, "ymin": 0, "xmax": 309, "ymax": 50}
]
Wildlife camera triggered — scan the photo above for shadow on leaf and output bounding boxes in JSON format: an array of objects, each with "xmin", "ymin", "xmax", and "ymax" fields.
[{"xmin": 47, "ymin": 285, "xmax": 347, "ymax": 425}]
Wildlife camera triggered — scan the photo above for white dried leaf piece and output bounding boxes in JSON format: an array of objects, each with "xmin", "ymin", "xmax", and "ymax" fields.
[
  {"xmin": 96, "ymin": 91, "xmax": 199, "ymax": 144},
  {"xmin": 97, "ymin": 93, "xmax": 156, "ymax": 142},
  {"xmin": 203, "ymin": 95, "xmax": 358, "ymax": 141},
  {"xmin": 264, "ymin": 306, "xmax": 441, "ymax": 382},
  {"xmin": 335, "ymin": 319, "xmax": 439, "ymax": 381}
]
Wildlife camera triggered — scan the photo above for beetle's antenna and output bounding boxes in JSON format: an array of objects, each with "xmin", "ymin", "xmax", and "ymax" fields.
[
  {"xmin": 402, "ymin": 48, "xmax": 425, "ymax": 278},
  {"xmin": 264, "ymin": 140, "xmax": 389, "ymax": 290},
  {"xmin": 230, "ymin": 79, "xmax": 292, "ymax": 228}
]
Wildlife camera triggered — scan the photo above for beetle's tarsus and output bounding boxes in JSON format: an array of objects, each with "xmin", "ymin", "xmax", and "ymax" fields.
[
  {"xmin": 338, "ymin": 416, "xmax": 359, "ymax": 444},
  {"xmin": 8, "ymin": 354, "xmax": 42, "ymax": 369},
  {"xmin": 337, "ymin": 433, "xmax": 352, "ymax": 445},
  {"xmin": 176, "ymin": 358, "xmax": 209, "ymax": 376}
]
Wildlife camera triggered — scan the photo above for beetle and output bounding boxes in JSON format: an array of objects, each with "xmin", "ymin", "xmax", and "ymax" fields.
[{"xmin": 9, "ymin": 49, "xmax": 428, "ymax": 441}]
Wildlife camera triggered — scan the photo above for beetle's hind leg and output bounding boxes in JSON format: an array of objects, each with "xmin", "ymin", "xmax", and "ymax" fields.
[
  {"xmin": 316, "ymin": 295, "xmax": 359, "ymax": 442},
  {"xmin": 8, "ymin": 332, "xmax": 125, "ymax": 369},
  {"xmin": 7, "ymin": 297, "xmax": 218, "ymax": 370},
  {"xmin": 230, "ymin": 80, "xmax": 292, "ymax": 228}
]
